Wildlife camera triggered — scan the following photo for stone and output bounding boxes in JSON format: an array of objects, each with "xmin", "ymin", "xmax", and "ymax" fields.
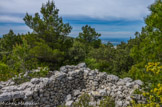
[
  {"xmin": 31, "ymin": 78, "xmax": 40, "ymax": 84},
  {"xmin": 117, "ymin": 80, "xmax": 125, "ymax": 86},
  {"xmin": 89, "ymin": 70, "xmax": 97, "ymax": 76},
  {"xmin": 0, "ymin": 93, "xmax": 12, "ymax": 102},
  {"xmin": 65, "ymin": 101, "xmax": 73, "ymax": 107},
  {"xmin": 77, "ymin": 63, "xmax": 86, "ymax": 68},
  {"xmin": 68, "ymin": 71, "xmax": 76, "ymax": 77},
  {"xmin": 133, "ymin": 84, "xmax": 140, "ymax": 89},
  {"xmin": 98, "ymin": 72, "xmax": 107, "ymax": 79},
  {"xmin": 134, "ymin": 80, "xmax": 143, "ymax": 86},
  {"xmin": 84, "ymin": 69, "xmax": 89, "ymax": 75},
  {"xmin": 89, "ymin": 101, "xmax": 97, "ymax": 106},
  {"xmin": 97, "ymin": 100, "xmax": 101, "ymax": 105},
  {"xmin": 60, "ymin": 66, "xmax": 67, "ymax": 73},
  {"xmin": 32, "ymin": 69, "xmax": 40, "ymax": 73},
  {"xmin": 23, "ymin": 71, "xmax": 29, "ymax": 77},
  {"xmin": 123, "ymin": 101, "xmax": 130, "ymax": 107},
  {"xmin": 117, "ymin": 91, "xmax": 122, "ymax": 95},
  {"xmin": 67, "ymin": 77, "xmax": 73, "ymax": 80},
  {"xmin": 47, "ymin": 71, "xmax": 56, "ymax": 76},
  {"xmin": 116, "ymin": 101, "xmax": 123, "ymax": 106},
  {"xmin": 98, "ymin": 89, "xmax": 107, "ymax": 96},
  {"xmin": 25, "ymin": 90, "xmax": 33, "ymax": 97},
  {"xmin": 92, "ymin": 81, "xmax": 98, "ymax": 86},
  {"xmin": 73, "ymin": 90, "xmax": 80, "ymax": 97},
  {"xmin": 66, "ymin": 94, "xmax": 72, "ymax": 101},
  {"xmin": 91, "ymin": 91, "xmax": 100, "ymax": 97},
  {"xmin": 107, "ymin": 75, "xmax": 119, "ymax": 82},
  {"xmin": 12, "ymin": 91, "xmax": 25, "ymax": 99},
  {"xmin": 123, "ymin": 77, "xmax": 133, "ymax": 82},
  {"xmin": 0, "ymin": 85, "xmax": 2, "ymax": 89},
  {"xmin": 55, "ymin": 72, "xmax": 66, "ymax": 80},
  {"xmin": 126, "ymin": 82, "xmax": 133, "ymax": 88},
  {"xmin": 132, "ymin": 94, "xmax": 141, "ymax": 100},
  {"xmin": 0, "ymin": 62, "xmax": 144, "ymax": 107}
]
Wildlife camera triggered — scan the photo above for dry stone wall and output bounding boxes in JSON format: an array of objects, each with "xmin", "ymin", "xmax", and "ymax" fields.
[{"xmin": 0, "ymin": 63, "xmax": 145, "ymax": 107}]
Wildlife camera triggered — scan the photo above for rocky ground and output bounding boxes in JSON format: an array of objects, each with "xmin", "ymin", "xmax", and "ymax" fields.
[{"xmin": 0, "ymin": 63, "xmax": 145, "ymax": 107}]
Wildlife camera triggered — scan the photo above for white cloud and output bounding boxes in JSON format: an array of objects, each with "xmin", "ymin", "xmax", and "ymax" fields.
[
  {"xmin": 0, "ymin": 0, "xmax": 155, "ymax": 37},
  {"xmin": 0, "ymin": 0, "xmax": 47, "ymax": 14},
  {"xmin": 0, "ymin": 15, "xmax": 23, "ymax": 23},
  {"xmin": 0, "ymin": 0, "xmax": 155, "ymax": 21}
]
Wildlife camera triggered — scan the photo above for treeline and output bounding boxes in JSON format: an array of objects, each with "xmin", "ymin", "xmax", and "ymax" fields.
[
  {"xmin": 0, "ymin": 0, "xmax": 161, "ymax": 106},
  {"xmin": 0, "ymin": 1, "xmax": 133, "ymax": 79}
]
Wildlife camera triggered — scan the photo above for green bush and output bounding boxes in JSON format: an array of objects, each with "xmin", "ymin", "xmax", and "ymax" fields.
[
  {"xmin": 85, "ymin": 58, "xmax": 99, "ymax": 69},
  {"xmin": 59, "ymin": 94, "xmax": 115, "ymax": 107},
  {"xmin": 129, "ymin": 62, "xmax": 162, "ymax": 107},
  {"xmin": 73, "ymin": 93, "xmax": 93, "ymax": 107},
  {"xmin": 99, "ymin": 96, "xmax": 115, "ymax": 107},
  {"xmin": 0, "ymin": 62, "xmax": 17, "ymax": 81},
  {"xmin": 13, "ymin": 66, "xmax": 49, "ymax": 84}
]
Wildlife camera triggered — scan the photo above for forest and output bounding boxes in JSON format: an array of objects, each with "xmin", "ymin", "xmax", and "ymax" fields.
[{"xmin": 0, "ymin": 0, "xmax": 161, "ymax": 106}]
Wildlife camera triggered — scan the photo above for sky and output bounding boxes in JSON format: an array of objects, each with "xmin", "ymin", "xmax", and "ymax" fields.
[{"xmin": 0, "ymin": 0, "xmax": 155, "ymax": 40}]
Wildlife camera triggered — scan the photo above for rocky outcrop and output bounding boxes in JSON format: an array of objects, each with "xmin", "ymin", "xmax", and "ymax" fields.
[{"xmin": 0, "ymin": 63, "xmax": 145, "ymax": 107}]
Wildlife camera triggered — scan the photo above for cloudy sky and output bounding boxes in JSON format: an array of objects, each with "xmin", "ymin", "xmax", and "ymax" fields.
[{"xmin": 0, "ymin": 0, "xmax": 155, "ymax": 39}]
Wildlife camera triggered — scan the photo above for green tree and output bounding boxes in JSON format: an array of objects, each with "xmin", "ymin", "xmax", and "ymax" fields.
[
  {"xmin": 68, "ymin": 40, "xmax": 87, "ymax": 64},
  {"xmin": 8, "ymin": 38, "xmax": 37, "ymax": 72},
  {"xmin": 0, "ymin": 62, "xmax": 17, "ymax": 81},
  {"xmin": 128, "ymin": 0, "xmax": 162, "ymax": 84},
  {"xmin": 130, "ymin": 0, "xmax": 162, "ymax": 63},
  {"xmin": 23, "ymin": 1, "xmax": 72, "ymax": 50},
  {"xmin": 29, "ymin": 40, "xmax": 64, "ymax": 69},
  {"xmin": 78, "ymin": 25, "xmax": 101, "ymax": 48},
  {"xmin": 0, "ymin": 30, "xmax": 22, "ymax": 53},
  {"xmin": 86, "ymin": 44, "xmax": 115, "ymax": 72},
  {"xmin": 23, "ymin": 1, "xmax": 74, "ymax": 68}
]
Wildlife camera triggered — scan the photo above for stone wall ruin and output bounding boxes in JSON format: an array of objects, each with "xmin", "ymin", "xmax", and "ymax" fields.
[{"xmin": 0, "ymin": 63, "xmax": 145, "ymax": 107}]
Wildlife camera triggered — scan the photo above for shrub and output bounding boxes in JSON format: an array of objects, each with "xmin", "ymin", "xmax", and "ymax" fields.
[
  {"xmin": 99, "ymin": 96, "xmax": 115, "ymax": 107},
  {"xmin": 73, "ymin": 93, "xmax": 93, "ymax": 107},
  {"xmin": 0, "ymin": 62, "xmax": 17, "ymax": 81},
  {"xmin": 13, "ymin": 66, "xmax": 49, "ymax": 84},
  {"xmin": 130, "ymin": 62, "xmax": 162, "ymax": 106}
]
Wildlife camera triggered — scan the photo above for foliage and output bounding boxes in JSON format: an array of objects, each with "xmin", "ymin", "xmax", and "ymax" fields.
[
  {"xmin": 0, "ymin": 30, "xmax": 22, "ymax": 52},
  {"xmin": 13, "ymin": 66, "xmax": 49, "ymax": 84},
  {"xmin": 85, "ymin": 58, "xmax": 100, "ymax": 70},
  {"xmin": 99, "ymin": 96, "xmax": 115, "ymax": 107},
  {"xmin": 86, "ymin": 42, "xmax": 134, "ymax": 76},
  {"xmin": 127, "ymin": 2, "xmax": 162, "ymax": 106},
  {"xmin": 22, "ymin": 1, "xmax": 73, "ymax": 69},
  {"xmin": 68, "ymin": 40, "xmax": 87, "ymax": 64},
  {"xmin": 73, "ymin": 93, "xmax": 93, "ymax": 107},
  {"xmin": 29, "ymin": 41, "xmax": 64, "ymax": 69},
  {"xmin": 0, "ymin": 62, "xmax": 17, "ymax": 81},
  {"xmin": 128, "ymin": 0, "xmax": 162, "ymax": 83},
  {"xmin": 59, "ymin": 94, "xmax": 115, "ymax": 107},
  {"xmin": 77, "ymin": 25, "xmax": 101, "ymax": 48},
  {"xmin": 8, "ymin": 38, "xmax": 36, "ymax": 72},
  {"xmin": 86, "ymin": 44, "xmax": 114, "ymax": 72},
  {"xmin": 73, "ymin": 94, "xmax": 115, "ymax": 107},
  {"xmin": 23, "ymin": 1, "xmax": 72, "ymax": 50},
  {"xmin": 130, "ymin": 0, "xmax": 162, "ymax": 64},
  {"xmin": 130, "ymin": 62, "xmax": 162, "ymax": 106}
]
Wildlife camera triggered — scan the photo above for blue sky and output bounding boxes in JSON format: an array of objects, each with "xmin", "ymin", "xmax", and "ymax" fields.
[{"xmin": 0, "ymin": 0, "xmax": 155, "ymax": 39}]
